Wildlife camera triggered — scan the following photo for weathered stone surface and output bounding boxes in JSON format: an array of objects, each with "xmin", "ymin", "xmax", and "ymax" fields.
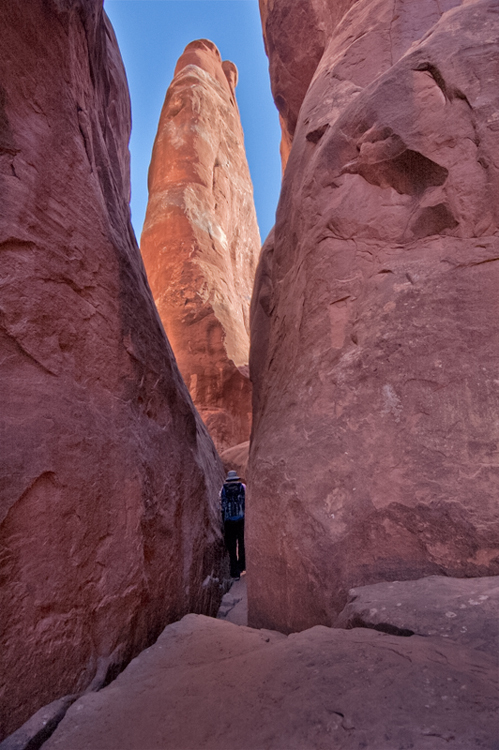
[
  {"xmin": 216, "ymin": 576, "xmax": 248, "ymax": 626},
  {"xmin": 219, "ymin": 440, "xmax": 249, "ymax": 483},
  {"xmin": 335, "ymin": 575, "xmax": 499, "ymax": 657},
  {"xmin": 140, "ymin": 40, "xmax": 260, "ymax": 453},
  {"xmin": 258, "ymin": 0, "xmax": 357, "ymax": 169},
  {"xmin": 45, "ymin": 613, "xmax": 498, "ymax": 749},
  {"xmin": 259, "ymin": 0, "xmax": 463, "ymax": 171},
  {"xmin": 249, "ymin": 0, "xmax": 499, "ymax": 632},
  {"xmin": 0, "ymin": 3, "xmax": 226, "ymax": 739},
  {"xmin": 0, "ymin": 695, "xmax": 77, "ymax": 750}
]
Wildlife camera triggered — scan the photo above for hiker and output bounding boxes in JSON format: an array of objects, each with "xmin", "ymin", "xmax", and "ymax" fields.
[{"xmin": 220, "ymin": 470, "xmax": 246, "ymax": 580}]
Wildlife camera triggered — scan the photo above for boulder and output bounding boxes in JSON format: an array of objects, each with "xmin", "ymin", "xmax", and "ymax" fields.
[
  {"xmin": 249, "ymin": 0, "xmax": 499, "ymax": 632},
  {"xmin": 334, "ymin": 575, "xmax": 499, "ymax": 657},
  {"xmin": 0, "ymin": 695, "xmax": 77, "ymax": 750},
  {"xmin": 219, "ymin": 440, "xmax": 249, "ymax": 483},
  {"xmin": 140, "ymin": 40, "xmax": 261, "ymax": 453},
  {"xmin": 0, "ymin": 2, "xmax": 226, "ymax": 738},
  {"xmin": 216, "ymin": 577, "xmax": 248, "ymax": 626},
  {"xmin": 45, "ymin": 613, "xmax": 498, "ymax": 750}
]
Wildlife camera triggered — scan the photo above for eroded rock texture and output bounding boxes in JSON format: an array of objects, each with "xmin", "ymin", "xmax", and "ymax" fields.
[
  {"xmin": 140, "ymin": 40, "xmax": 261, "ymax": 453},
  {"xmin": 335, "ymin": 575, "xmax": 499, "ymax": 657},
  {"xmin": 249, "ymin": 0, "xmax": 499, "ymax": 632},
  {"xmin": 259, "ymin": 0, "xmax": 358, "ymax": 170},
  {"xmin": 0, "ymin": 3, "xmax": 225, "ymax": 738},
  {"xmin": 45, "ymin": 614, "xmax": 498, "ymax": 750}
]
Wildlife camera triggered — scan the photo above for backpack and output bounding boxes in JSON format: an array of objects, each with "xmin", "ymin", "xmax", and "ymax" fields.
[{"xmin": 221, "ymin": 482, "xmax": 245, "ymax": 522}]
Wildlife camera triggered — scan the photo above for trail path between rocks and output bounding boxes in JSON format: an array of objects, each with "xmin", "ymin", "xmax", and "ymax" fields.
[
  {"xmin": 42, "ymin": 614, "xmax": 498, "ymax": 750},
  {"xmin": 217, "ymin": 576, "xmax": 248, "ymax": 626},
  {"xmin": 33, "ymin": 575, "xmax": 499, "ymax": 750}
]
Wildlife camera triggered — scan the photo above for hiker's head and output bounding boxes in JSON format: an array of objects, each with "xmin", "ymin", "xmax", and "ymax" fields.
[{"xmin": 225, "ymin": 470, "xmax": 240, "ymax": 483}]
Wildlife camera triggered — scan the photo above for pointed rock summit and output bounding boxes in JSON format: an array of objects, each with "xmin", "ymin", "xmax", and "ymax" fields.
[{"xmin": 141, "ymin": 40, "xmax": 261, "ymax": 453}]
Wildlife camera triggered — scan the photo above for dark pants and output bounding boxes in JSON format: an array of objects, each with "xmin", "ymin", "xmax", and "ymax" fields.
[{"xmin": 223, "ymin": 518, "xmax": 245, "ymax": 577}]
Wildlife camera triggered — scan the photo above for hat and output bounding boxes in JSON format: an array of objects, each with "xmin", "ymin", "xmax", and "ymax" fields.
[{"xmin": 225, "ymin": 470, "xmax": 240, "ymax": 482}]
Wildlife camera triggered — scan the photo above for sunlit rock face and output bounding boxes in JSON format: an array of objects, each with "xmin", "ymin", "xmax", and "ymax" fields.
[
  {"xmin": 249, "ymin": 0, "xmax": 499, "ymax": 633},
  {"xmin": 141, "ymin": 40, "xmax": 261, "ymax": 453},
  {"xmin": 0, "ymin": 3, "xmax": 226, "ymax": 738},
  {"xmin": 219, "ymin": 441, "xmax": 250, "ymax": 484}
]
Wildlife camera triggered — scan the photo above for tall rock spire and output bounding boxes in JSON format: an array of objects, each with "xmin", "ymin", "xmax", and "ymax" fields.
[{"xmin": 141, "ymin": 39, "xmax": 261, "ymax": 453}]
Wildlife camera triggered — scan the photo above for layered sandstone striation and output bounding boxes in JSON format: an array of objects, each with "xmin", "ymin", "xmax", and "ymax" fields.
[
  {"xmin": 249, "ymin": 0, "xmax": 499, "ymax": 632},
  {"xmin": 140, "ymin": 40, "xmax": 261, "ymax": 453},
  {"xmin": 0, "ymin": 2, "xmax": 226, "ymax": 739}
]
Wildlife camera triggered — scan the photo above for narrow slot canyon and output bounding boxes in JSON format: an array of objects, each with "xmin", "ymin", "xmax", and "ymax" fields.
[{"xmin": 0, "ymin": 1, "xmax": 498, "ymax": 749}]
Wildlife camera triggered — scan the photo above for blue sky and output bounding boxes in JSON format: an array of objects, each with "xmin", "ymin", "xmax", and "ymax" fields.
[{"xmin": 104, "ymin": 0, "xmax": 281, "ymax": 244}]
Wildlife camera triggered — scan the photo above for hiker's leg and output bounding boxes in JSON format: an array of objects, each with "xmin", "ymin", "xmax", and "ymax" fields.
[
  {"xmin": 236, "ymin": 518, "xmax": 245, "ymax": 572},
  {"xmin": 224, "ymin": 520, "xmax": 239, "ymax": 577}
]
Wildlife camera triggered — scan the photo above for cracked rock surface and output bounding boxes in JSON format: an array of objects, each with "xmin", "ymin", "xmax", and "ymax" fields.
[
  {"xmin": 217, "ymin": 575, "xmax": 248, "ymax": 625},
  {"xmin": 335, "ymin": 575, "xmax": 499, "ymax": 656},
  {"xmin": 44, "ymin": 613, "xmax": 497, "ymax": 750}
]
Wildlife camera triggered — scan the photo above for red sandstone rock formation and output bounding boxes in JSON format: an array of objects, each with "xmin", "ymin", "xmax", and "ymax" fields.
[
  {"xmin": 259, "ymin": 0, "xmax": 461, "ymax": 171},
  {"xmin": 258, "ymin": 0, "xmax": 358, "ymax": 170},
  {"xmin": 335, "ymin": 575, "xmax": 499, "ymax": 656},
  {"xmin": 0, "ymin": 2, "xmax": 226, "ymax": 739},
  {"xmin": 140, "ymin": 40, "xmax": 261, "ymax": 454},
  {"xmin": 249, "ymin": 0, "xmax": 499, "ymax": 632},
  {"xmin": 219, "ymin": 441, "xmax": 249, "ymax": 484},
  {"xmin": 45, "ymin": 613, "xmax": 498, "ymax": 749}
]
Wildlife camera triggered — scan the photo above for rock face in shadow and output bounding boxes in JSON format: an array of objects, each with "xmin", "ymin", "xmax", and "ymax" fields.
[
  {"xmin": 216, "ymin": 576, "xmax": 248, "ymax": 626},
  {"xmin": 249, "ymin": 0, "xmax": 499, "ymax": 632},
  {"xmin": 258, "ymin": 0, "xmax": 358, "ymax": 170},
  {"xmin": 334, "ymin": 575, "xmax": 499, "ymax": 657},
  {"xmin": 0, "ymin": 3, "xmax": 226, "ymax": 739},
  {"xmin": 44, "ymin": 614, "xmax": 498, "ymax": 750},
  {"xmin": 140, "ymin": 40, "xmax": 261, "ymax": 453}
]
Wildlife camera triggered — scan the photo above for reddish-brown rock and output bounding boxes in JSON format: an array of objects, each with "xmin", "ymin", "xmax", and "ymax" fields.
[
  {"xmin": 259, "ymin": 0, "xmax": 462, "ymax": 171},
  {"xmin": 140, "ymin": 40, "xmax": 261, "ymax": 453},
  {"xmin": 45, "ymin": 614, "xmax": 498, "ymax": 750},
  {"xmin": 0, "ymin": 3, "xmax": 226, "ymax": 739},
  {"xmin": 249, "ymin": 0, "xmax": 499, "ymax": 632},
  {"xmin": 334, "ymin": 575, "xmax": 499, "ymax": 657},
  {"xmin": 258, "ymin": 0, "xmax": 358, "ymax": 170},
  {"xmin": 219, "ymin": 441, "xmax": 249, "ymax": 484}
]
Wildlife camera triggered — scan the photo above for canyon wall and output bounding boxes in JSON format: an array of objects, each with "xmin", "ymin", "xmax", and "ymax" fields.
[
  {"xmin": 141, "ymin": 40, "xmax": 261, "ymax": 454},
  {"xmin": 249, "ymin": 0, "xmax": 499, "ymax": 632},
  {"xmin": 258, "ymin": 0, "xmax": 357, "ymax": 170},
  {"xmin": 0, "ymin": 2, "xmax": 226, "ymax": 738}
]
